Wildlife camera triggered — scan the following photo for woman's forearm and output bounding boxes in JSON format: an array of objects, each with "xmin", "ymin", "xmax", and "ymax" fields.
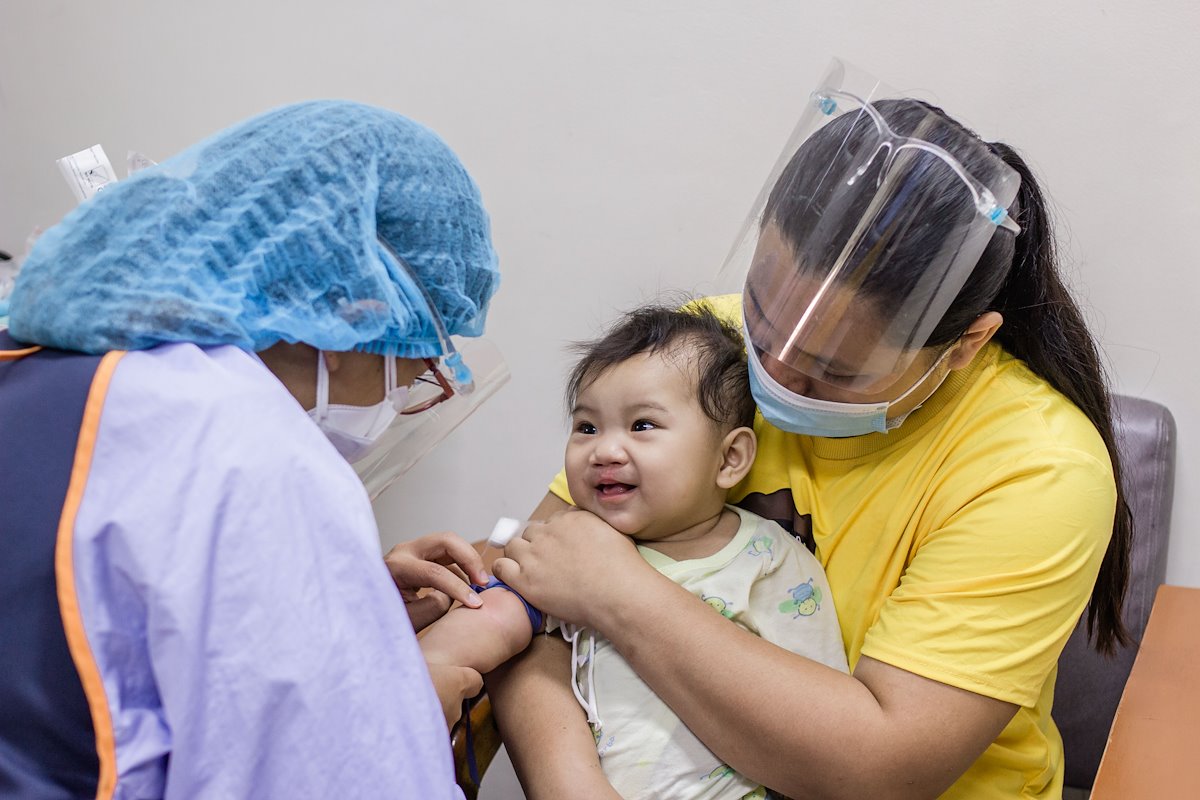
[
  {"xmin": 596, "ymin": 571, "xmax": 1011, "ymax": 799},
  {"xmin": 485, "ymin": 635, "xmax": 620, "ymax": 800},
  {"xmin": 496, "ymin": 498, "xmax": 1012, "ymax": 797}
]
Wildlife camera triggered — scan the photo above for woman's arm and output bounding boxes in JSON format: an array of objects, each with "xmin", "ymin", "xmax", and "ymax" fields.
[{"xmin": 494, "ymin": 507, "xmax": 1017, "ymax": 800}]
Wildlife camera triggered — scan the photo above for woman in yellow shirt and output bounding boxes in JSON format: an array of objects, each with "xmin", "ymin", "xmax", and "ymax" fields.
[{"xmin": 477, "ymin": 64, "xmax": 1129, "ymax": 800}]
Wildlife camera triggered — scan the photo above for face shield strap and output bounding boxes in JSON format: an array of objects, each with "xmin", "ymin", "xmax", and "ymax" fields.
[
  {"xmin": 376, "ymin": 236, "xmax": 476, "ymax": 395},
  {"xmin": 314, "ymin": 350, "xmax": 331, "ymax": 420}
]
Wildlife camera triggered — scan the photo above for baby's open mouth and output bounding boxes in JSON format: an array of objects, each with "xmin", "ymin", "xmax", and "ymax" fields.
[{"xmin": 596, "ymin": 481, "xmax": 636, "ymax": 497}]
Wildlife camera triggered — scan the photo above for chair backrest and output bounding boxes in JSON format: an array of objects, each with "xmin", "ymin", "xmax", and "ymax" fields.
[{"xmin": 1052, "ymin": 394, "xmax": 1177, "ymax": 790}]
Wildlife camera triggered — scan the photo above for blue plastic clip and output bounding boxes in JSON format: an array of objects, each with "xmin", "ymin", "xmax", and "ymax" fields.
[
  {"xmin": 817, "ymin": 96, "xmax": 838, "ymax": 116},
  {"xmin": 987, "ymin": 206, "xmax": 1008, "ymax": 226},
  {"xmin": 445, "ymin": 351, "xmax": 472, "ymax": 386}
]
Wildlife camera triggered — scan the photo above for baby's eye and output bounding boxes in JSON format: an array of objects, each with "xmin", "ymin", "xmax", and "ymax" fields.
[
  {"xmin": 574, "ymin": 421, "xmax": 597, "ymax": 435},
  {"xmin": 631, "ymin": 419, "xmax": 657, "ymax": 432}
]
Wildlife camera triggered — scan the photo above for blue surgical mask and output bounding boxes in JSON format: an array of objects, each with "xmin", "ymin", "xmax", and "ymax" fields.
[{"xmin": 746, "ymin": 341, "xmax": 952, "ymax": 438}]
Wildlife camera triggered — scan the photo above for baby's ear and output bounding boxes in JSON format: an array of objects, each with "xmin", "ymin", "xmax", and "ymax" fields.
[{"xmin": 716, "ymin": 427, "xmax": 757, "ymax": 490}]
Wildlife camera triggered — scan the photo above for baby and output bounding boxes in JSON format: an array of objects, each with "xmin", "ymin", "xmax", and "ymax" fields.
[{"xmin": 420, "ymin": 304, "xmax": 848, "ymax": 800}]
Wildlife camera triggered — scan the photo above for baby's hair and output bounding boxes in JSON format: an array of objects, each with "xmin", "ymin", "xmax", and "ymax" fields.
[{"xmin": 566, "ymin": 303, "xmax": 756, "ymax": 431}]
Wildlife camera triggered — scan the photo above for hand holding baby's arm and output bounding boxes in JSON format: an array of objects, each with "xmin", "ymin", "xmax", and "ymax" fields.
[
  {"xmin": 384, "ymin": 531, "xmax": 489, "ymax": 632},
  {"xmin": 425, "ymin": 662, "xmax": 484, "ymax": 730}
]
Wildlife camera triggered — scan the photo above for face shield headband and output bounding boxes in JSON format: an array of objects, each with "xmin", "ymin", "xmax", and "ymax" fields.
[
  {"xmin": 348, "ymin": 238, "xmax": 510, "ymax": 500},
  {"xmin": 712, "ymin": 58, "xmax": 1021, "ymax": 400}
]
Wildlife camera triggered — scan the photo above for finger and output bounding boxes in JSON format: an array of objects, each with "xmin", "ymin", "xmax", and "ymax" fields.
[
  {"xmin": 427, "ymin": 531, "xmax": 488, "ymax": 584},
  {"xmin": 446, "ymin": 563, "xmax": 470, "ymax": 585},
  {"xmin": 406, "ymin": 592, "xmax": 452, "ymax": 632},
  {"xmin": 491, "ymin": 556, "xmax": 520, "ymax": 589},
  {"xmin": 414, "ymin": 561, "xmax": 483, "ymax": 608},
  {"xmin": 399, "ymin": 532, "xmax": 489, "ymax": 584},
  {"xmin": 502, "ymin": 533, "xmax": 530, "ymax": 560},
  {"xmin": 388, "ymin": 553, "xmax": 475, "ymax": 596}
]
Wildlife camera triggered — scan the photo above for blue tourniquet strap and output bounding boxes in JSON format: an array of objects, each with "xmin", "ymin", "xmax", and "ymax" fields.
[
  {"xmin": 470, "ymin": 576, "xmax": 544, "ymax": 631},
  {"xmin": 463, "ymin": 698, "xmax": 480, "ymax": 787}
]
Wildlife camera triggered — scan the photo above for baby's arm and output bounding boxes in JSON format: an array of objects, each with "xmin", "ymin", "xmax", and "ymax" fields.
[{"xmin": 420, "ymin": 587, "xmax": 537, "ymax": 674}]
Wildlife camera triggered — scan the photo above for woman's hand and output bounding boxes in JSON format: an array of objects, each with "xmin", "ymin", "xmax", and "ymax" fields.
[
  {"xmin": 492, "ymin": 507, "xmax": 653, "ymax": 629},
  {"xmin": 384, "ymin": 532, "xmax": 489, "ymax": 632},
  {"xmin": 425, "ymin": 662, "xmax": 484, "ymax": 730}
]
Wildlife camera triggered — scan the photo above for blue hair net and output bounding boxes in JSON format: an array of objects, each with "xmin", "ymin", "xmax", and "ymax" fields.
[{"xmin": 8, "ymin": 101, "xmax": 500, "ymax": 358}]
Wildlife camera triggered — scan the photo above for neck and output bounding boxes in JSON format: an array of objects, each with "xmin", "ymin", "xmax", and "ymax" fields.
[
  {"xmin": 257, "ymin": 341, "xmax": 319, "ymax": 409},
  {"xmin": 636, "ymin": 505, "xmax": 739, "ymax": 561}
]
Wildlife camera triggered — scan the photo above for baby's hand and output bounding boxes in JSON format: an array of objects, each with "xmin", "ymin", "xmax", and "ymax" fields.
[{"xmin": 384, "ymin": 532, "xmax": 489, "ymax": 632}]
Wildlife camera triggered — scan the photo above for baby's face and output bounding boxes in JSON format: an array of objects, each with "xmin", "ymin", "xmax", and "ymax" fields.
[{"xmin": 565, "ymin": 350, "xmax": 729, "ymax": 541}]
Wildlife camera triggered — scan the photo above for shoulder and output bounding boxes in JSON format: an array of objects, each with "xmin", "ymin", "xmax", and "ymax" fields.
[
  {"xmin": 109, "ymin": 343, "xmax": 302, "ymax": 423},
  {"xmin": 93, "ymin": 343, "xmax": 369, "ymax": 544},
  {"xmin": 105, "ymin": 343, "xmax": 341, "ymax": 466},
  {"xmin": 688, "ymin": 294, "xmax": 743, "ymax": 325},
  {"xmin": 942, "ymin": 346, "xmax": 1113, "ymax": 483}
]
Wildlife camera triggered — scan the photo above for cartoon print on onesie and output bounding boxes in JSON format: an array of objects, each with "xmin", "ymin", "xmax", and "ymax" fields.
[
  {"xmin": 745, "ymin": 534, "xmax": 775, "ymax": 560},
  {"xmin": 705, "ymin": 765, "xmax": 735, "ymax": 782},
  {"xmin": 778, "ymin": 578, "xmax": 822, "ymax": 618},
  {"xmin": 701, "ymin": 766, "xmax": 768, "ymax": 799},
  {"xmin": 593, "ymin": 726, "xmax": 616, "ymax": 756},
  {"xmin": 702, "ymin": 594, "xmax": 736, "ymax": 619}
]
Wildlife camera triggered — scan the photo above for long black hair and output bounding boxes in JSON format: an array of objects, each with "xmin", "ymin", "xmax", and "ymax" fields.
[{"xmin": 765, "ymin": 100, "xmax": 1131, "ymax": 655}]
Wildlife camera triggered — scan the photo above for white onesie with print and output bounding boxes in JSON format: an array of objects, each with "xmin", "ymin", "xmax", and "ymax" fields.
[{"xmin": 548, "ymin": 505, "xmax": 848, "ymax": 800}]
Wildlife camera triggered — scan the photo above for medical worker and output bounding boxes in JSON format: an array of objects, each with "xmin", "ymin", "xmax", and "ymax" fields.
[
  {"xmin": 488, "ymin": 64, "xmax": 1129, "ymax": 799},
  {"xmin": 0, "ymin": 101, "xmax": 498, "ymax": 798}
]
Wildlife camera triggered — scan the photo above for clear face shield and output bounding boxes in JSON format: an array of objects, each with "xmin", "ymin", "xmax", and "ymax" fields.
[
  {"xmin": 714, "ymin": 59, "xmax": 1021, "ymax": 403},
  {"xmin": 351, "ymin": 239, "xmax": 510, "ymax": 501}
]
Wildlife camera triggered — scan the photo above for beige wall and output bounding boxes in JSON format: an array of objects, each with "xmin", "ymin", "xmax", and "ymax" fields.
[{"xmin": 2, "ymin": 1, "xmax": 1194, "ymax": 592}]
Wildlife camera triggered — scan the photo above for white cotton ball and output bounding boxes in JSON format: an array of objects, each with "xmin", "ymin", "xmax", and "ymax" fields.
[{"xmin": 488, "ymin": 517, "xmax": 524, "ymax": 548}]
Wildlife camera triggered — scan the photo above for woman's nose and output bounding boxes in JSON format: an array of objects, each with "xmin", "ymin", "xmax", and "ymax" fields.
[{"xmin": 761, "ymin": 351, "xmax": 813, "ymax": 396}]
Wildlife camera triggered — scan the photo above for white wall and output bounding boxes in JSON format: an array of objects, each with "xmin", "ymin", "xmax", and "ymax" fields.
[{"xmin": 2, "ymin": 6, "xmax": 1195, "ymax": 580}]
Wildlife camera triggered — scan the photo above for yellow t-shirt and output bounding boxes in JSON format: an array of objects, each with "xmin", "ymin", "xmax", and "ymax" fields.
[{"xmin": 549, "ymin": 294, "xmax": 1116, "ymax": 799}]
